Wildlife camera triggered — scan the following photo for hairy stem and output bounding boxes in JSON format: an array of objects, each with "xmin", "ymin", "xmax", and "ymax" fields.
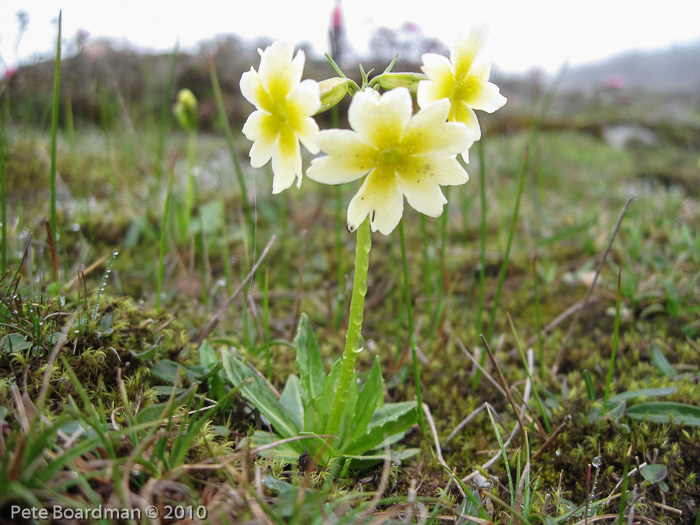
[{"xmin": 326, "ymin": 218, "xmax": 371, "ymax": 437}]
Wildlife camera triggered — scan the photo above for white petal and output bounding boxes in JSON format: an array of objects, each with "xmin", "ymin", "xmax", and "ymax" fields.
[
  {"xmin": 397, "ymin": 176, "xmax": 447, "ymax": 217},
  {"xmin": 452, "ymin": 26, "xmax": 488, "ymax": 78},
  {"xmin": 294, "ymin": 116, "xmax": 320, "ymax": 154},
  {"xmin": 348, "ymin": 88, "xmax": 412, "ymax": 148},
  {"xmin": 420, "ymin": 53, "xmax": 453, "ymax": 84},
  {"xmin": 240, "ymin": 68, "xmax": 262, "ymax": 108},
  {"xmin": 402, "ymin": 100, "xmax": 474, "ymax": 156},
  {"xmin": 427, "ymin": 157, "xmax": 469, "ymax": 186},
  {"xmin": 471, "ymin": 81, "xmax": 507, "ymax": 113},
  {"xmin": 249, "ymin": 136, "xmax": 276, "ymax": 168},
  {"xmin": 307, "ymin": 130, "xmax": 375, "ymax": 184},
  {"xmin": 242, "ymin": 112, "xmax": 277, "ymax": 168},
  {"xmin": 317, "ymin": 129, "xmax": 374, "ymax": 156},
  {"xmin": 451, "ymin": 103, "xmax": 482, "ymax": 141},
  {"xmin": 288, "ymin": 49, "xmax": 306, "ymax": 87},
  {"xmin": 259, "ymin": 41, "xmax": 295, "ymax": 95},
  {"xmin": 416, "ymin": 80, "xmax": 435, "ymax": 108},
  {"xmin": 271, "ymin": 128, "xmax": 301, "ymax": 193},
  {"xmin": 306, "ymin": 155, "xmax": 367, "ymax": 185},
  {"xmin": 347, "ymin": 169, "xmax": 404, "ymax": 235},
  {"xmin": 288, "ymin": 79, "xmax": 321, "ymax": 116}
]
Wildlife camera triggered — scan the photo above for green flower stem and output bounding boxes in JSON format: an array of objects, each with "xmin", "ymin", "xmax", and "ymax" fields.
[
  {"xmin": 0, "ymin": 109, "xmax": 6, "ymax": 276},
  {"xmin": 326, "ymin": 217, "xmax": 371, "ymax": 438},
  {"xmin": 186, "ymin": 129, "xmax": 198, "ymax": 218},
  {"xmin": 399, "ymin": 220, "xmax": 427, "ymax": 435}
]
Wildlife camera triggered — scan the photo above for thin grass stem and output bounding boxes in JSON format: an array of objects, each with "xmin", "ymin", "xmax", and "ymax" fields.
[
  {"xmin": 49, "ymin": 11, "xmax": 62, "ymax": 274},
  {"xmin": 399, "ymin": 220, "xmax": 427, "ymax": 435},
  {"xmin": 207, "ymin": 54, "xmax": 254, "ymax": 249},
  {"xmin": 598, "ymin": 268, "xmax": 622, "ymax": 438},
  {"xmin": 473, "ymin": 147, "xmax": 529, "ymax": 388},
  {"xmin": 156, "ymin": 168, "xmax": 175, "ymax": 311},
  {"xmin": 532, "ymin": 257, "xmax": 545, "ymax": 378},
  {"xmin": 0, "ymin": 108, "xmax": 6, "ymax": 275},
  {"xmin": 477, "ymin": 139, "xmax": 487, "ymax": 336},
  {"xmin": 154, "ymin": 42, "xmax": 178, "ymax": 192}
]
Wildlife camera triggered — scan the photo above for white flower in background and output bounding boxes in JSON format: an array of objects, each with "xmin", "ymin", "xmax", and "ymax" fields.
[
  {"xmin": 240, "ymin": 41, "xmax": 321, "ymax": 193},
  {"xmin": 417, "ymin": 27, "xmax": 506, "ymax": 157},
  {"xmin": 307, "ymin": 88, "xmax": 473, "ymax": 235}
]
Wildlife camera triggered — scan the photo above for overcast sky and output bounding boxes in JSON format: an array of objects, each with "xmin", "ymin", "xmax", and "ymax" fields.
[{"xmin": 2, "ymin": 0, "xmax": 700, "ymax": 75}]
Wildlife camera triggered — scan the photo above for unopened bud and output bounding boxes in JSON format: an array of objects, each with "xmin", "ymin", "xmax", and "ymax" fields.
[
  {"xmin": 316, "ymin": 77, "xmax": 352, "ymax": 114},
  {"xmin": 173, "ymin": 88, "xmax": 198, "ymax": 130},
  {"xmin": 373, "ymin": 72, "xmax": 426, "ymax": 96}
]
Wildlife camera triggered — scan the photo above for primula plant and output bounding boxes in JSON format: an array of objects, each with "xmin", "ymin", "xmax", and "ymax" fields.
[{"xmin": 225, "ymin": 31, "xmax": 506, "ymax": 471}]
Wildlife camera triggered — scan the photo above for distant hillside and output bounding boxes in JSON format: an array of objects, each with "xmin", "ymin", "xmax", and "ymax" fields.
[{"xmin": 558, "ymin": 40, "xmax": 700, "ymax": 94}]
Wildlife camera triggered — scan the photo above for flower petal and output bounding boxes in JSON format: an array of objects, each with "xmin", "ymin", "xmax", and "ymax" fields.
[
  {"xmin": 294, "ymin": 116, "xmax": 320, "ymax": 154},
  {"xmin": 271, "ymin": 127, "xmax": 301, "ymax": 193},
  {"xmin": 397, "ymin": 175, "xmax": 447, "ymax": 218},
  {"xmin": 242, "ymin": 111, "xmax": 279, "ymax": 167},
  {"xmin": 419, "ymin": 53, "xmax": 454, "ymax": 106},
  {"xmin": 349, "ymin": 88, "xmax": 412, "ymax": 149},
  {"xmin": 402, "ymin": 100, "xmax": 474, "ymax": 156},
  {"xmin": 452, "ymin": 26, "xmax": 488, "ymax": 79},
  {"xmin": 287, "ymin": 79, "xmax": 321, "ymax": 116},
  {"xmin": 307, "ymin": 130, "xmax": 374, "ymax": 184},
  {"xmin": 347, "ymin": 168, "xmax": 404, "ymax": 235},
  {"xmin": 259, "ymin": 41, "xmax": 296, "ymax": 99},
  {"xmin": 470, "ymin": 81, "xmax": 507, "ymax": 113},
  {"xmin": 426, "ymin": 156, "xmax": 470, "ymax": 186},
  {"xmin": 306, "ymin": 155, "xmax": 367, "ymax": 185},
  {"xmin": 450, "ymin": 102, "xmax": 482, "ymax": 140},
  {"xmin": 240, "ymin": 68, "xmax": 264, "ymax": 109}
]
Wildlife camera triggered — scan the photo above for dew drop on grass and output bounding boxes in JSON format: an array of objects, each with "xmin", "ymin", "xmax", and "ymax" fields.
[
  {"xmin": 555, "ymin": 450, "xmax": 561, "ymax": 456},
  {"xmin": 592, "ymin": 456, "xmax": 602, "ymax": 468},
  {"xmin": 354, "ymin": 333, "xmax": 365, "ymax": 354}
]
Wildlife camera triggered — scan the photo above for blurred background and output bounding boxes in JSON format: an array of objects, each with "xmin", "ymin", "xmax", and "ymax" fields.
[{"xmin": 2, "ymin": 0, "xmax": 700, "ymax": 129}]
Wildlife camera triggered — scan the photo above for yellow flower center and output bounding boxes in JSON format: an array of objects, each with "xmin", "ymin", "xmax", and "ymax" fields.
[
  {"xmin": 378, "ymin": 146, "xmax": 404, "ymax": 169},
  {"xmin": 452, "ymin": 76, "xmax": 479, "ymax": 105}
]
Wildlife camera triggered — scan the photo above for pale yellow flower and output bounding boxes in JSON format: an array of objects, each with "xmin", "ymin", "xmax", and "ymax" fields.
[
  {"xmin": 417, "ymin": 28, "xmax": 506, "ymax": 154},
  {"xmin": 240, "ymin": 41, "xmax": 321, "ymax": 193},
  {"xmin": 307, "ymin": 88, "xmax": 473, "ymax": 235}
]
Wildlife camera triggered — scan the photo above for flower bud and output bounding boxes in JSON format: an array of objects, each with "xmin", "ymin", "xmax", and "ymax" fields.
[
  {"xmin": 372, "ymin": 72, "xmax": 426, "ymax": 96},
  {"xmin": 173, "ymin": 88, "xmax": 198, "ymax": 130},
  {"xmin": 316, "ymin": 77, "xmax": 352, "ymax": 114}
]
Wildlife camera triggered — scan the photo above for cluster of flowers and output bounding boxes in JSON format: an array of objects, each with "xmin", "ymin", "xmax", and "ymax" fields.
[{"xmin": 240, "ymin": 28, "xmax": 506, "ymax": 235}]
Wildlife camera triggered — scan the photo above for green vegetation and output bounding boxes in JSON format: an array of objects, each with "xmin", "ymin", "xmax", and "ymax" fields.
[{"xmin": 0, "ymin": 39, "xmax": 699, "ymax": 523}]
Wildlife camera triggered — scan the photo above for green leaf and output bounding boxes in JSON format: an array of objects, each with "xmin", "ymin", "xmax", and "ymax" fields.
[
  {"xmin": 150, "ymin": 360, "xmax": 183, "ymax": 384},
  {"xmin": 650, "ymin": 344, "xmax": 676, "ymax": 377},
  {"xmin": 280, "ymin": 375, "xmax": 304, "ymax": 430},
  {"xmin": 222, "ymin": 350, "xmax": 302, "ymax": 447},
  {"xmin": 345, "ymin": 402, "xmax": 417, "ymax": 456},
  {"xmin": 199, "ymin": 339, "xmax": 218, "ymax": 369},
  {"xmin": 640, "ymin": 464, "xmax": 668, "ymax": 483},
  {"xmin": 1, "ymin": 333, "xmax": 33, "ymax": 352},
  {"xmin": 609, "ymin": 387, "xmax": 676, "ymax": 403},
  {"xmin": 303, "ymin": 398, "xmax": 325, "ymax": 435},
  {"xmin": 351, "ymin": 357, "xmax": 384, "ymax": 439},
  {"xmin": 152, "ymin": 385, "xmax": 186, "ymax": 397},
  {"xmin": 582, "ymin": 369, "xmax": 596, "ymax": 400},
  {"xmin": 252, "ymin": 431, "xmax": 304, "ymax": 462},
  {"xmin": 294, "ymin": 314, "xmax": 326, "ymax": 403},
  {"xmin": 627, "ymin": 402, "xmax": 700, "ymax": 426},
  {"xmin": 319, "ymin": 359, "xmax": 342, "ymax": 418},
  {"xmin": 130, "ymin": 344, "xmax": 159, "ymax": 360},
  {"xmin": 136, "ymin": 402, "xmax": 175, "ymax": 424}
]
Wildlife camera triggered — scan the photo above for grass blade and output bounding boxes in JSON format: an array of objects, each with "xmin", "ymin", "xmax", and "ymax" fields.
[{"xmin": 49, "ymin": 11, "xmax": 62, "ymax": 247}]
